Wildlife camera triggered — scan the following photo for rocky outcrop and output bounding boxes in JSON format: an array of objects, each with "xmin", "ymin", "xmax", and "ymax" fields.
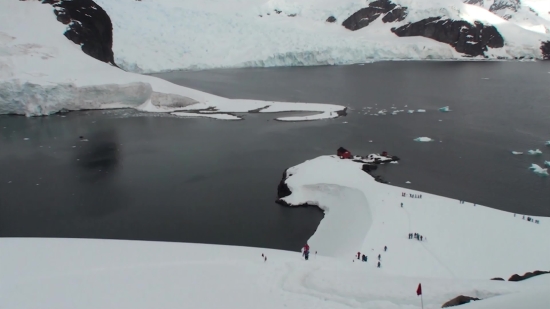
[
  {"xmin": 326, "ymin": 16, "xmax": 337, "ymax": 23},
  {"xmin": 277, "ymin": 169, "xmax": 292, "ymax": 199},
  {"xmin": 391, "ymin": 18, "xmax": 504, "ymax": 57},
  {"xmin": 465, "ymin": 0, "xmax": 485, "ymax": 5},
  {"xmin": 490, "ymin": 277, "xmax": 505, "ymax": 281},
  {"xmin": 490, "ymin": 0, "xmax": 521, "ymax": 13},
  {"xmin": 542, "ymin": 41, "xmax": 550, "ymax": 60},
  {"xmin": 342, "ymin": 0, "xmax": 407, "ymax": 31},
  {"xmin": 508, "ymin": 270, "xmax": 550, "ymax": 282},
  {"xmin": 42, "ymin": 0, "xmax": 117, "ymax": 66},
  {"xmin": 442, "ymin": 295, "xmax": 480, "ymax": 308}
]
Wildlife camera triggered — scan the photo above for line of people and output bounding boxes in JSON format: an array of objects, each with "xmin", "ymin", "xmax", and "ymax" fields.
[
  {"xmin": 408, "ymin": 233, "xmax": 425, "ymax": 241},
  {"xmin": 402, "ymin": 192, "xmax": 422, "ymax": 198},
  {"xmin": 519, "ymin": 214, "xmax": 540, "ymax": 224}
]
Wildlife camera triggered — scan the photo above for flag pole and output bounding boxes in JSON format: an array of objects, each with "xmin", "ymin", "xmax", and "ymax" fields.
[{"xmin": 421, "ymin": 293, "xmax": 424, "ymax": 309}]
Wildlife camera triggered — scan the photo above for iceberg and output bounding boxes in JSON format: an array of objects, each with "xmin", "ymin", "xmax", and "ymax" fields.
[
  {"xmin": 438, "ymin": 106, "xmax": 451, "ymax": 112},
  {"xmin": 417, "ymin": 109, "xmax": 426, "ymax": 113},
  {"xmin": 527, "ymin": 149, "xmax": 543, "ymax": 155},
  {"xmin": 545, "ymin": 141, "xmax": 550, "ymax": 146},
  {"xmin": 529, "ymin": 164, "xmax": 549, "ymax": 177},
  {"xmin": 414, "ymin": 137, "xmax": 434, "ymax": 142},
  {"xmin": 511, "ymin": 151, "xmax": 523, "ymax": 155},
  {"xmin": 545, "ymin": 161, "xmax": 550, "ymax": 168}
]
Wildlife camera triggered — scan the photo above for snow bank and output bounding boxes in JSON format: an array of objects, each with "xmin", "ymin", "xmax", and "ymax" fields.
[
  {"xmin": 280, "ymin": 156, "xmax": 550, "ymax": 279},
  {"xmin": 529, "ymin": 164, "xmax": 549, "ymax": 176},
  {"xmin": 414, "ymin": 137, "xmax": 434, "ymax": 142},
  {"xmin": 90, "ymin": 0, "xmax": 550, "ymax": 73},
  {"xmin": 0, "ymin": 1, "xmax": 344, "ymax": 119}
]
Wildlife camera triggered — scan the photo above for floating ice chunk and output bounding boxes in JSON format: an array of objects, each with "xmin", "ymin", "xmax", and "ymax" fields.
[
  {"xmin": 417, "ymin": 109, "xmax": 426, "ymax": 113},
  {"xmin": 369, "ymin": 140, "xmax": 373, "ymax": 143},
  {"xmin": 390, "ymin": 161, "xmax": 398, "ymax": 164},
  {"xmin": 414, "ymin": 137, "xmax": 433, "ymax": 142},
  {"xmin": 545, "ymin": 161, "xmax": 550, "ymax": 167},
  {"xmin": 529, "ymin": 164, "xmax": 549, "ymax": 176},
  {"xmin": 527, "ymin": 149, "xmax": 543, "ymax": 155},
  {"xmin": 408, "ymin": 110, "xmax": 415, "ymax": 114},
  {"xmin": 406, "ymin": 181, "xmax": 411, "ymax": 184},
  {"xmin": 438, "ymin": 120, "xmax": 442, "ymax": 122},
  {"xmin": 342, "ymin": 121, "xmax": 348, "ymax": 124},
  {"xmin": 511, "ymin": 151, "xmax": 523, "ymax": 155},
  {"xmin": 545, "ymin": 141, "xmax": 550, "ymax": 146},
  {"xmin": 23, "ymin": 138, "xmax": 29, "ymax": 140},
  {"xmin": 438, "ymin": 106, "xmax": 451, "ymax": 112},
  {"xmin": 482, "ymin": 78, "xmax": 490, "ymax": 80}
]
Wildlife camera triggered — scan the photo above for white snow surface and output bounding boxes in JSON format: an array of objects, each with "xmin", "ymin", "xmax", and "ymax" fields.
[
  {"xmin": 90, "ymin": 0, "xmax": 550, "ymax": 73},
  {"xmin": 414, "ymin": 137, "xmax": 434, "ymax": 142},
  {"xmin": 0, "ymin": 1, "xmax": 344, "ymax": 118},
  {"xmin": 2, "ymin": 238, "xmax": 550, "ymax": 309}
]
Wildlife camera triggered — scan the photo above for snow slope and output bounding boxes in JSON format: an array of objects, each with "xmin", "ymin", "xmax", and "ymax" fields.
[
  {"xmin": 0, "ymin": 1, "xmax": 344, "ymax": 118},
  {"xmin": 2, "ymin": 238, "xmax": 550, "ymax": 309},
  {"xmin": 93, "ymin": 0, "xmax": 550, "ymax": 72},
  {"xmin": 281, "ymin": 156, "xmax": 550, "ymax": 279}
]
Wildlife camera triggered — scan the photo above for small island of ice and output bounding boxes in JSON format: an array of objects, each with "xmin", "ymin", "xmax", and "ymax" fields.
[
  {"xmin": 414, "ymin": 137, "xmax": 434, "ymax": 142},
  {"xmin": 529, "ymin": 164, "xmax": 549, "ymax": 177},
  {"xmin": 528, "ymin": 149, "xmax": 543, "ymax": 155},
  {"xmin": 438, "ymin": 106, "xmax": 451, "ymax": 112}
]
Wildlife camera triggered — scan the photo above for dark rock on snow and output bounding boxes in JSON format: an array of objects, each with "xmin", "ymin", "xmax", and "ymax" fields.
[
  {"xmin": 508, "ymin": 270, "xmax": 550, "ymax": 282},
  {"xmin": 490, "ymin": 0, "xmax": 521, "ymax": 13},
  {"xmin": 42, "ymin": 0, "xmax": 117, "ymax": 66},
  {"xmin": 391, "ymin": 18, "xmax": 504, "ymax": 57},
  {"xmin": 542, "ymin": 41, "xmax": 550, "ymax": 60},
  {"xmin": 342, "ymin": 0, "xmax": 407, "ymax": 31},
  {"xmin": 326, "ymin": 16, "xmax": 337, "ymax": 23},
  {"xmin": 490, "ymin": 277, "xmax": 505, "ymax": 281},
  {"xmin": 277, "ymin": 169, "xmax": 292, "ymax": 199},
  {"xmin": 442, "ymin": 295, "xmax": 481, "ymax": 308}
]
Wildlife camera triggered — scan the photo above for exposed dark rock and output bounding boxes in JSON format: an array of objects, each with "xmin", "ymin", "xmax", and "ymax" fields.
[
  {"xmin": 342, "ymin": 0, "xmax": 407, "ymax": 31},
  {"xmin": 288, "ymin": 13, "xmax": 296, "ymax": 17},
  {"xmin": 508, "ymin": 270, "xmax": 550, "ymax": 282},
  {"xmin": 382, "ymin": 6, "xmax": 408, "ymax": 23},
  {"xmin": 490, "ymin": 277, "xmax": 505, "ymax": 281},
  {"xmin": 490, "ymin": 0, "xmax": 521, "ymax": 13},
  {"xmin": 391, "ymin": 18, "xmax": 504, "ymax": 57},
  {"xmin": 42, "ymin": 0, "xmax": 117, "ymax": 66},
  {"xmin": 542, "ymin": 41, "xmax": 550, "ymax": 60},
  {"xmin": 442, "ymin": 295, "xmax": 480, "ymax": 308},
  {"xmin": 465, "ymin": 0, "xmax": 485, "ymax": 5},
  {"xmin": 326, "ymin": 16, "xmax": 337, "ymax": 23},
  {"xmin": 274, "ymin": 9, "xmax": 282, "ymax": 14},
  {"xmin": 277, "ymin": 169, "xmax": 292, "ymax": 199}
]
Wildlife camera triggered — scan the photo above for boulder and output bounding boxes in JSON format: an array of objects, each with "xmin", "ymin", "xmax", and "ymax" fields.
[
  {"xmin": 42, "ymin": 0, "xmax": 117, "ymax": 66},
  {"xmin": 391, "ymin": 17, "xmax": 504, "ymax": 57},
  {"xmin": 442, "ymin": 295, "xmax": 480, "ymax": 308},
  {"xmin": 326, "ymin": 16, "xmax": 337, "ymax": 23}
]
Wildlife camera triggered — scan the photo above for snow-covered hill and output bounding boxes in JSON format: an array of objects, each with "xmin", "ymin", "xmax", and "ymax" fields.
[
  {"xmin": 0, "ymin": 1, "xmax": 344, "ymax": 117},
  {"xmin": 88, "ymin": 0, "xmax": 550, "ymax": 72}
]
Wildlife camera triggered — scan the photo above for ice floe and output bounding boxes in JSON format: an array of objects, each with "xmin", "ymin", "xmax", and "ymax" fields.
[
  {"xmin": 414, "ymin": 137, "xmax": 434, "ymax": 142},
  {"xmin": 527, "ymin": 149, "xmax": 543, "ymax": 155},
  {"xmin": 529, "ymin": 164, "xmax": 549, "ymax": 176},
  {"xmin": 438, "ymin": 106, "xmax": 451, "ymax": 112}
]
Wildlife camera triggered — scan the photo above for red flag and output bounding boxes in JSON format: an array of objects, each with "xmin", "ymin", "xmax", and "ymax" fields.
[{"xmin": 416, "ymin": 283, "xmax": 422, "ymax": 296}]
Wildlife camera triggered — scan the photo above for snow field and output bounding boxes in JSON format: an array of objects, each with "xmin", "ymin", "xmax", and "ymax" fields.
[{"xmin": 2, "ymin": 237, "xmax": 550, "ymax": 309}]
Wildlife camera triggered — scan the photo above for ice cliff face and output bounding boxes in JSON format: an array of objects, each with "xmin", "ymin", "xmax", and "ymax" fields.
[{"xmin": 43, "ymin": 0, "xmax": 116, "ymax": 66}]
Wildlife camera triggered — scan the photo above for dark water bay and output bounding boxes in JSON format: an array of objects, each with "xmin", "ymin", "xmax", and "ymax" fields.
[{"xmin": 1, "ymin": 62, "xmax": 549, "ymax": 251}]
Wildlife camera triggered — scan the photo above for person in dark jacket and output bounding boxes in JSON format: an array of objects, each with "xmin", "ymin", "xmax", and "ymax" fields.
[{"xmin": 377, "ymin": 261, "xmax": 381, "ymax": 268}]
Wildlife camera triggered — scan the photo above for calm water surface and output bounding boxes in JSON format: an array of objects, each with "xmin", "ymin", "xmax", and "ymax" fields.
[{"xmin": 1, "ymin": 62, "xmax": 549, "ymax": 251}]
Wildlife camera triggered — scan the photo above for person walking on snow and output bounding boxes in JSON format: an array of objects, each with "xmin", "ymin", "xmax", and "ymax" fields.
[
  {"xmin": 384, "ymin": 246, "xmax": 387, "ymax": 252},
  {"xmin": 401, "ymin": 203, "xmax": 403, "ymax": 207},
  {"xmin": 357, "ymin": 252, "xmax": 361, "ymax": 260},
  {"xmin": 378, "ymin": 254, "xmax": 381, "ymax": 260},
  {"xmin": 377, "ymin": 261, "xmax": 381, "ymax": 268}
]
